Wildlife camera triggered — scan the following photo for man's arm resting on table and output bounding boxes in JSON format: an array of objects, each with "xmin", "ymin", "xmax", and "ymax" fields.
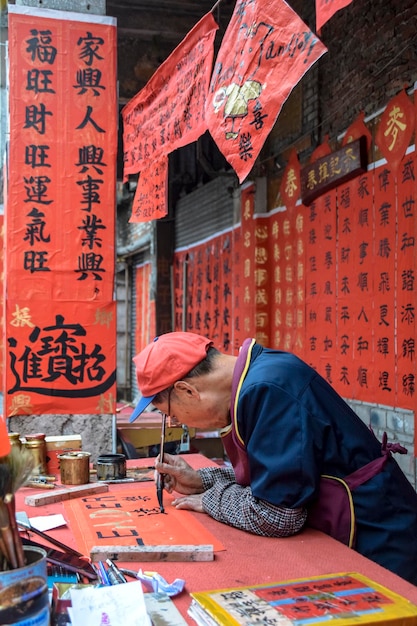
[{"xmin": 199, "ymin": 467, "xmax": 307, "ymax": 537}]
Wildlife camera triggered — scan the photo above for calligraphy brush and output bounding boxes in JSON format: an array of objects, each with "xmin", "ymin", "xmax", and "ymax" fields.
[
  {"xmin": 4, "ymin": 446, "xmax": 35, "ymax": 567},
  {"xmin": 157, "ymin": 413, "xmax": 167, "ymax": 513}
]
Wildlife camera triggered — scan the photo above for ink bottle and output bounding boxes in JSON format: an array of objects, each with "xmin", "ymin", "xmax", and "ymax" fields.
[{"xmin": 24, "ymin": 433, "xmax": 48, "ymax": 475}]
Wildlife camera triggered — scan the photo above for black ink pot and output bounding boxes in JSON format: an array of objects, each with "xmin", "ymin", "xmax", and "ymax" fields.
[{"xmin": 96, "ymin": 453, "xmax": 127, "ymax": 481}]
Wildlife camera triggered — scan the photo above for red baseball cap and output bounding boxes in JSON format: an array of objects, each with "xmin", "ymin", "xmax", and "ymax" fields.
[{"xmin": 129, "ymin": 332, "xmax": 213, "ymax": 422}]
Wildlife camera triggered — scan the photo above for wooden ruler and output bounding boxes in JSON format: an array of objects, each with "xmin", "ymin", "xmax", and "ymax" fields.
[
  {"xmin": 25, "ymin": 483, "xmax": 109, "ymax": 506},
  {"xmin": 90, "ymin": 544, "xmax": 214, "ymax": 562}
]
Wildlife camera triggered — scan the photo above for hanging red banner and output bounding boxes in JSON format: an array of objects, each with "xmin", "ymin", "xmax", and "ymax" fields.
[
  {"xmin": 280, "ymin": 149, "xmax": 301, "ymax": 210},
  {"xmin": 206, "ymin": 0, "xmax": 327, "ymax": 184},
  {"xmin": 134, "ymin": 262, "xmax": 154, "ymax": 356},
  {"xmin": 315, "ymin": 0, "xmax": 354, "ymax": 32},
  {"xmin": 173, "ymin": 230, "xmax": 235, "ymax": 353},
  {"xmin": 122, "ymin": 13, "xmax": 218, "ymax": 179},
  {"xmin": 6, "ymin": 6, "xmax": 117, "ymax": 415},
  {"xmin": 129, "ymin": 157, "xmax": 168, "ymax": 222},
  {"xmin": 239, "ymin": 183, "xmax": 256, "ymax": 338},
  {"xmin": 396, "ymin": 152, "xmax": 416, "ymax": 412},
  {"xmin": 342, "ymin": 111, "xmax": 372, "ymax": 153},
  {"xmin": 373, "ymin": 163, "xmax": 396, "ymax": 402},
  {"xmin": 5, "ymin": 300, "xmax": 116, "ymax": 416},
  {"xmin": 375, "ymin": 89, "xmax": 415, "ymax": 175},
  {"xmin": 7, "ymin": 7, "xmax": 117, "ymax": 303},
  {"xmin": 253, "ymin": 215, "xmax": 270, "ymax": 346}
]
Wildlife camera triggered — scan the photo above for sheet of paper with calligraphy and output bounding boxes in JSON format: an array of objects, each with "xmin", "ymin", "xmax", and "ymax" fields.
[
  {"xmin": 134, "ymin": 262, "xmax": 154, "ymax": 356},
  {"xmin": 63, "ymin": 483, "xmax": 224, "ymax": 555},
  {"xmin": 6, "ymin": 7, "xmax": 117, "ymax": 416},
  {"xmin": 5, "ymin": 300, "xmax": 116, "ymax": 416},
  {"xmin": 180, "ymin": 231, "xmax": 235, "ymax": 353},
  {"xmin": 7, "ymin": 7, "xmax": 117, "ymax": 303},
  {"xmin": 129, "ymin": 157, "xmax": 168, "ymax": 223},
  {"xmin": 373, "ymin": 164, "xmax": 396, "ymax": 403},
  {"xmin": 337, "ymin": 171, "xmax": 377, "ymax": 400},
  {"xmin": 122, "ymin": 13, "xmax": 218, "ymax": 179},
  {"xmin": 206, "ymin": 0, "xmax": 327, "ymax": 183},
  {"xmin": 396, "ymin": 151, "xmax": 417, "ymax": 415},
  {"xmin": 304, "ymin": 190, "xmax": 337, "ymax": 383},
  {"xmin": 231, "ymin": 226, "xmax": 245, "ymax": 353},
  {"xmin": 189, "ymin": 572, "xmax": 417, "ymax": 626},
  {"xmin": 268, "ymin": 207, "xmax": 287, "ymax": 351},
  {"xmin": 239, "ymin": 183, "xmax": 256, "ymax": 342},
  {"xmin": 253, "ymin": 215, "xmax": 271, "ymax": 347}
]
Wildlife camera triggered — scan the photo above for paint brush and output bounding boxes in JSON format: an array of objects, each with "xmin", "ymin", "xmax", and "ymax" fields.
[
  {"xmin": 156, "ymin": 413, "xmax": 167, "ymax": 513},
  {"xmin": 5, "ymin": 446, "xmax": 36, "ymax": 567}
]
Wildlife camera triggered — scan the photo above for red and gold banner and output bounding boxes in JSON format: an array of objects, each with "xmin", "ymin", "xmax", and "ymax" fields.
[
  {"xmin": 253, "ymin": 215, "xmax": 270, "ymax": 347},
  {"xmin": 6, "ymin": 6, "xmax": 117, "ymax": 415},
  {"xmin": 206, "ymin": 0, "xmax": 327, "ymax": 183},
  {"xmin": 239, "ymin": 183, "xmax": 256, "ymax": 340},
  {"xmin": 280, "ymin": 149, "xmax": 301, "ymax": 211},
  {"xmin": 122, "ymin": 13, "xmax": 218, "ymax": 178},
  {"xmin": 375, "ymin": 90, "xmax": 415, "ymax": 176}
]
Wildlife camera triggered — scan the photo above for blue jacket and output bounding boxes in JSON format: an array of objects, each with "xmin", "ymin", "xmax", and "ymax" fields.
[{"xmin": 226, "ymin": 340, "xmax": 417, "ymax": 585}]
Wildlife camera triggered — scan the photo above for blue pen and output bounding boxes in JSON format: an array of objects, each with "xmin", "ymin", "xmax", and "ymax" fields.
[{"xmin": 98, "ymin": 561, "xmax": 111, "ymax": 585}]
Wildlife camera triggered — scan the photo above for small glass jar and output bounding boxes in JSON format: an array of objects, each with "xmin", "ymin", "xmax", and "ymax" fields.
[{"xmin": 24, "ymin": 433, "xmax": 48, "ymax": 475}]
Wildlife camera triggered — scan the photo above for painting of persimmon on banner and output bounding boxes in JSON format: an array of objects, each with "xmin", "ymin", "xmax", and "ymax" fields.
[{"xmin": 4, "ymin": 300, "xmax": 117, "ymax": 417}]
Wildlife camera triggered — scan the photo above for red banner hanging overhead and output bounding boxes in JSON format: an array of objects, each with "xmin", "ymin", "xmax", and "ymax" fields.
[
  {"xmin": 280, "ymin": 149, "xmax": 301, "ymax": 210},
  {"xmin": 122, "ymin": 13, "xmax": 218, "ymax": 179},
  {"xmin": 206, "ymin": 0, "xmax": 327, "ymax": 183},
  {"xmin": 6, "ymin": 6, "xmax": 117, "ymax": 415},
  {"xmin": 129, "ymin": 157, "xmax": 168, "ymax": 222},
  {"xmin": 315, "ymin": 0, "xmax": 354, "ymax": 32},
  {"xmin": 375, "ymin": 89, "xmax": 415, "ymax": 175}
]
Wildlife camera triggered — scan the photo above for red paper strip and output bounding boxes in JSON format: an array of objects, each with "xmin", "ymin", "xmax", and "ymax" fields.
[{"xmin": 63, "ymin": 483, "xmax": 225, "ymax": 554}]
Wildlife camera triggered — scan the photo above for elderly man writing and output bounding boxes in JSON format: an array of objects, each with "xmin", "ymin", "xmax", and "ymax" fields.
[{"xmin": 130, "ymin": 331, "xmax": 417, "ymax": 585}]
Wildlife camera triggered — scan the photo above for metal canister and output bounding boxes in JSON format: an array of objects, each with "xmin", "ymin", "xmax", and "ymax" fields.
[
  {"xmin": 24, "ymin": 433, "xmax": 48, "ymax": 476},
  {"xmin": 8, "ymin": 432, "xmax": 22, "ymax": 450},
  {"xmin": 96, "ymin": 453, "xmax": 126, "ymax": 481},
  {"xmin": 58, "ymin": 451, "xmax": 91, "ymax": 485}
]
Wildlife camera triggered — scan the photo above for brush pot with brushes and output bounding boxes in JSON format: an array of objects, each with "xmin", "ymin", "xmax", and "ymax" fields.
[{"xmin": 0, "ymin": 545, "xmax": 50, "ymax": 626}]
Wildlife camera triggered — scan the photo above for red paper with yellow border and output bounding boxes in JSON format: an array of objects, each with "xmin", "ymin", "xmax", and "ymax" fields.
[{"xmin": 63, "ymin": 483, "xmax": 224, "ymax": 554}]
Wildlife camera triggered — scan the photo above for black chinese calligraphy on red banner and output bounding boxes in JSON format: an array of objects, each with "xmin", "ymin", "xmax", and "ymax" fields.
[
  {"xmin": 122, "ymin": 13, "xmax": 218, "ymax": 179},
  {"xmin": 206, "ymin": 0, "xmax": 327, "ymax": 183},
  {"xmin": 6, "ymin": 6, "xmax": 117, "ymax": 415}
]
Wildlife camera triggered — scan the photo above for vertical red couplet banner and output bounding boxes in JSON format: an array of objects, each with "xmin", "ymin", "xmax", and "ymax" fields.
[
  {"xmin": 6, "ymin": 7, "xmax": 117, "ymax": 416},
  {"xmin": 396, "ymin": 152, "xmax": 416, "ymax": 412},
  {"xmin": 373, "ymin": 163, "xmax": 396, "ymax": 403}
]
